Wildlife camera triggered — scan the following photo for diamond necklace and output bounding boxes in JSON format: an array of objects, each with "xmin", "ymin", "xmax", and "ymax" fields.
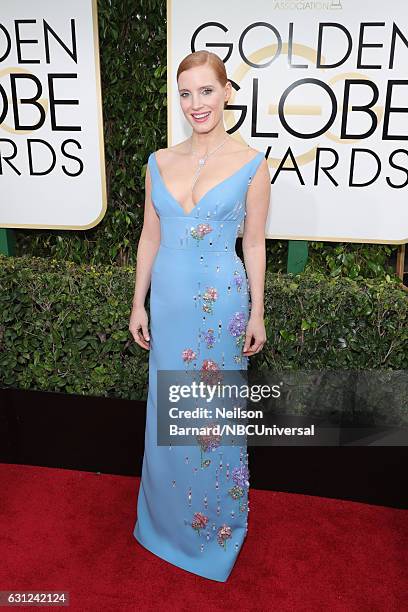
[{"xmin": 190, "ymin": 136, "xmax": 228, "ymax": 189}]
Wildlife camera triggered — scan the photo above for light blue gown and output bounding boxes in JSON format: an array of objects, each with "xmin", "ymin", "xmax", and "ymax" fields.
[{"xmin": 134, "ymin": 149, "xmax": 265, "ymax": 581}]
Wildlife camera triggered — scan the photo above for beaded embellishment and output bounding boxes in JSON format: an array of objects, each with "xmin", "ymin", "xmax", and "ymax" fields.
[
  {"xmin": 191, "ymin": 512, "xmax": 209, "ymax": 534},
  {"xmin": 182, "ymin": 348, "xmax": 197, "ymax": 363},
  {"xmin": 233, "ymin": 271, "xmax": 244, "ymax": 292},
  {"xmin": 228, "ymin": 312, "xmax": 248, "ymax": 349},
  {"xmin": 217, "ymin": 524, "xmax": 232, "ymax": 550},
  {"xmin": 203, "ymin": 328, "xmax": 216, "ymax": 349},
  {"xmin": 190, "ymin": 223, "xmax": 213, "ymax": 241},
  {"xmin": 202, "ymin": 287, "xmax": 218, "ymax": 314},
  {"xmin": 196, "ymin": 425, "xmax": 222, "ymax": 468}
]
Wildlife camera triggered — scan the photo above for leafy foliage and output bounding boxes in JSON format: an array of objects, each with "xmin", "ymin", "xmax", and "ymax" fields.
[{"xmin": 1, "ymin": 256, "xmax": 406, "ymax": 404}]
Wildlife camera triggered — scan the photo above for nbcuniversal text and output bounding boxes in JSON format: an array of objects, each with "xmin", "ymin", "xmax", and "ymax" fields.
[{"xmin": 168, "ymin": 421, "xmax": 316, "ymax": 439}]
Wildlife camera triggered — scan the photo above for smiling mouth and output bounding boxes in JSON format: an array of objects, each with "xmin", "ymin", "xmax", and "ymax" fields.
[{"xmin": 192, "ymin": 111, "xmax": 211, "ymax": 122}]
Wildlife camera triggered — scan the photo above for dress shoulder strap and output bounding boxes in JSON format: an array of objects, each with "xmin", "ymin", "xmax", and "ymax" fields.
[
  {"xmin": 248, "ymin": 151, "xmax": 265, "ymax": 184},
  {"xmin": 147, "ymin": 152, "xmax": 160, "ymax": 183}
]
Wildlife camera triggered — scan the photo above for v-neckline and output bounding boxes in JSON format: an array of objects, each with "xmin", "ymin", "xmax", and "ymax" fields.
[{"xmin": 152, "ymin": 150, "xmax": 262, "ymax": 217}]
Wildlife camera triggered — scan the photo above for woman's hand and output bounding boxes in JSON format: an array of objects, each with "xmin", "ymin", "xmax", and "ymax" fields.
[
  {"xmin": 242, "ymin": 313, "xmax": 266, "ymax": 356},
  {"xmin": 129, "ymin": 305, "xmax": 151, "ymax": 350}
]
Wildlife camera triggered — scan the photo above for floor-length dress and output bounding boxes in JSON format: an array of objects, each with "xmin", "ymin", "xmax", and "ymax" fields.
[{"xmin": 133, "ymin": 148, "xmax": 265, "ymax": 582}]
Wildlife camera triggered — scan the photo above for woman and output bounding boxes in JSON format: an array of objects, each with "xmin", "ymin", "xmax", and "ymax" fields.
[{"xmin": 129, "ymin": 50, "xmax": 270, "ymax": 582}]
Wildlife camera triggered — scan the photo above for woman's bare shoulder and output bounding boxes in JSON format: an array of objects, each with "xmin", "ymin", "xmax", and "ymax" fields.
[
  {"xmin": 246, "ymin": 146, "xmax": 263, "ymax": 159},
  {"xmin": 229, "ymin": 141, "xmax": 263, "ymax": 159},
  {"xmin": 154, "ymin": 143, "xmax": 189, "ymax": 165}
]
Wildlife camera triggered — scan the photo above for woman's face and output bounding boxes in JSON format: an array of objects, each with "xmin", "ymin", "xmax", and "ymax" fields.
[{"xmin": 177, "ymin": 64, "xmax": 231, "ymax": 133}]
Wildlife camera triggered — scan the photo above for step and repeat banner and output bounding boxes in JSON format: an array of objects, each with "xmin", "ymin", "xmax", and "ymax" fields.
[
  {"xmin": 168, "ymin": 0, "xmax": 408, "ymax": 243},
  {"xmin": 0, "ymin": 0, "xmax": 106, "ymax": 230},
  {"xmin": 1, "ymin": 0, "xmax": 407, "ymax": 243}
]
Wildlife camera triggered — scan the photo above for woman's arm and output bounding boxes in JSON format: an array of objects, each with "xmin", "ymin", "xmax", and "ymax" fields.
[
  {"xmin": 129, "ymin": 162, "xmax": 161, "ymax": 349},
  {"xmin": 241, "ymin": 156, "xmax": 271, "ymax": 355}
]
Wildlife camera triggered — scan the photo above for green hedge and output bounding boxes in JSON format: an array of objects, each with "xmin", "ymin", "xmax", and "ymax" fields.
[{"xmin": 1, "ymin": 255, "xmax": 406, "ymax": 402}]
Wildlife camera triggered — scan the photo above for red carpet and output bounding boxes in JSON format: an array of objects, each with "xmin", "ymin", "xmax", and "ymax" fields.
[{"xmin": 0, "ymin": 463, "xmax": 406, "ymax": 611}]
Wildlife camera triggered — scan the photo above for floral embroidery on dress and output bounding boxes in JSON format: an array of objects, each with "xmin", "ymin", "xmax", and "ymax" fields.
[
  {"xmin": 196, "ymin": 423, "xmax": 221, "ymax": 468},
  {"xmin": 182, "ymin": 348, "xmax": 197, "ymax": 363},
  {"xmin": 190, "ymin": 223, "xmax": 213, "ymax": 241},
  {"xmin": 201, "ymin": 358, "xmax": 219, "ymax": 372},
  {"xmin": 233, "ymin": 271, "xmax": 244, "ymax": 292},
  {"xmin": 217, "ymin": 524, "xmax": 232, "ymax": 550},
  {"xmin": 200, "ymin": 358, "xmax": 222, "ymax": 385},
  {"xmin": 192, "ymin": 511, "xmax": 209, "ymax": 534},
  {"xmin": 228, "ymin": 484, "xmax": 245, "ymax": 500},
  {"xmin": 230, "ymin": 466, "xmax": 250, "ymax": 514},
  {"xmin": 228, "ymin": 311, "xmax": 247, "ymax": 349},
  {"xmin": 232, "ymin": 465, "xmax": 250, "ymax": 488},
  {"xmin": 202, "ymin": 287, "xmax": 218, "ymax": 314},
  {"xmin": 203, "ymin": 328, "xmax": 216, "ymax": 349}
]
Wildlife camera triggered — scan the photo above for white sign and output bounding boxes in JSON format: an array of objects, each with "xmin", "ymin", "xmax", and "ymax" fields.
[
  {"xmin": 168, "ymin": 0, "xmax": 408, "ymax": 243},
  {"xmin": 0, "ymin": 0, "xmax": 106, "ymax": 229}
]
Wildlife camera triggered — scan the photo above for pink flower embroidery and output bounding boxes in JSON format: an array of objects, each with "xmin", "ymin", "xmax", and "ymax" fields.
[
  {"xmin": 190, "ymin": 223, "xmax": 213, "ymax": 240},
  {"xmin": 217, "ymin": 524, "xmax": 232, "ymax": 549},
  {"xmin": 192, "ymin": 512, "xmax": 209, "ymax": 533},
  {"xmin": 205, "ymin": 287, "xmax": 218, "ymax": 300},
  {"xmin": 182, "ymin": 348, "xmax": 197, "ymax": 363},
  {"xmin": 202, "ymin": 287, "xmax": 218, "ymax": 314},
  {"xmin": 201, "ymin": 359, "xmax": 219, "ymax": 372},
  {"xmin": 197, "ymin": 422, "xmax": 222, "ymax": 458},
  {"xmin": 200, "ymin": 359, "xmax": 222, "ymax": 385}
]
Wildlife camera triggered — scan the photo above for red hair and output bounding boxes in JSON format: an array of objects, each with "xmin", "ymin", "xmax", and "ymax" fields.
[{"xmin": 176, "ymin": 50, "xmax": 228, "ymax": 87}]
